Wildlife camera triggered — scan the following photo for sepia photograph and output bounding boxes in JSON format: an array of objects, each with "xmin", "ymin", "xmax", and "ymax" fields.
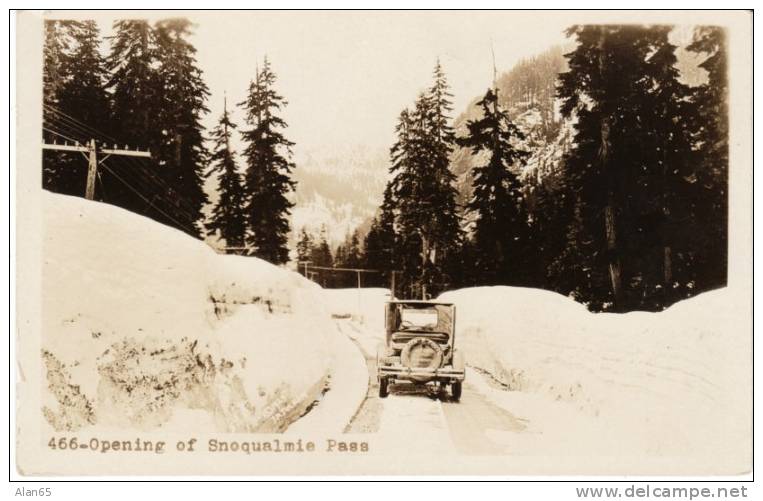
[{"xmin": 11, "ymin": 8, "xmax": 753, "ymax": 481}]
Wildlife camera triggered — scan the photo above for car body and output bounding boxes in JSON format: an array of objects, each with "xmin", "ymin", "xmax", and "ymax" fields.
[{"xmin": 376, "ymin": 300, "xmax": 465, "ymax": 401}]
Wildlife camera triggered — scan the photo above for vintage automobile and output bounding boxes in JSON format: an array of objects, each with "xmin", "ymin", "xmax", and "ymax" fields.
[{"xmin": 376, "ymin": 300, "xmax": 465, "ymax": 401}]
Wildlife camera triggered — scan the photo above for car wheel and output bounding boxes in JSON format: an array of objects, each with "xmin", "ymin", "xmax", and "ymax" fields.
[
  {"xmin": 379, "ymin": 377, "xmax": 389, "ymax": 398},
  {"xmin": 451, "ymin": 381, "xmax": 462, "ymax": 402}
]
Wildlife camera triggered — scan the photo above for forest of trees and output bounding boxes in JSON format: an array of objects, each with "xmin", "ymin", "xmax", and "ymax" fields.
[
  {"xmin": 42, "ymin": 19, "xmax": 296, "ymax": 263},
  {"xmin": 42, "ymin": 20, "xmax": 728, "ymax": 312},
  {"xmin": 360, "ymin": 25, "xmax": 728, "ymax": 312}
]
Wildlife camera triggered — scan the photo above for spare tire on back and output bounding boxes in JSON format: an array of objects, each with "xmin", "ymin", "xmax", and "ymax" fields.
[{"xmin": 400, "ymin": 337, "xmax": 443, "ymax": 381}]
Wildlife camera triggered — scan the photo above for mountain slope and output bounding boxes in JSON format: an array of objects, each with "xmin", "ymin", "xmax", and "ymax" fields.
[
  {"xmin": 450, "ymin": 46, "xmax": 570, "ymax": 218},
  {"xmin": 291, "ymin": 145, "xmax": 388, "ymax": 246}
]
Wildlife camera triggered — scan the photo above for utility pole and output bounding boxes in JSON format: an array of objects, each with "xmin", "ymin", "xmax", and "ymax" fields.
[
  {"xmin": 85, "ymin": 139, "xmax": 98, "ymax": 200},
  {"xmin": 297, "ymin": 260, "xmax": 312, "ymax": 278},
  {"xmin": 42, "ymin": 139, "xmax": 151, "ymax": 200}
]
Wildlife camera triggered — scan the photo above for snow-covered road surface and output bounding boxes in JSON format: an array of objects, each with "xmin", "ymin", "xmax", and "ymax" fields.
[
  {"xmin": 322, "ymin": 285, "xmax": 749, "ymax": 473},
  {"xmin": 440, "ymin": 376, "xmax": 528, "ymax": 454},
  {"xmin": 338, "ymin": 315, "xmax": 530, "ymax": 455}
]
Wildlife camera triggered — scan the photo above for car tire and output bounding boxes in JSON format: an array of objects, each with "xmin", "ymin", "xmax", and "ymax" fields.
[
  {"xmin": 379, "ymin": 377, "xmax": 389, "ymax": 398},
  {"xmin": 451, "ymin": 381, "xmax": 462, "ymax": 402}
]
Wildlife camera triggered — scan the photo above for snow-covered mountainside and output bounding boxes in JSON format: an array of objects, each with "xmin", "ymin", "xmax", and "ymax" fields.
[
  {"xmin": 450, "ymin": 36, "xmax": 707, "ymax": 215},
  {"xmin": 450, "ymin": 46, "xmax": 569, "ymax": 214},
  {"xmin": 290, "ymin": 145, "xmax": 388, "ymax": 245},
  {"xmin": 41, "ymin": 192, "xmax": 364, "ymax": 434},
  {"xmin": 439, "ymin": 286, "xmax": 750, "ymax": 462}
]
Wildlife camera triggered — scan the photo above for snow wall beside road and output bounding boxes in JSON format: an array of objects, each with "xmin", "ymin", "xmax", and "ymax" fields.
[
  {"xmin": 40, "ymin": 192, "xmax": 336, "ymax": 434},
  {"xmin": 439, "ymin": 286, "xmax": 750, "ymax": 463}
]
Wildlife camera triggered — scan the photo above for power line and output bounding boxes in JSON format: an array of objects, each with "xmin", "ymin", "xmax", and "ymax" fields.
[
  {"xmin": 100, "ymin": 162, "xmax": 198, "ymax": 236},
  {"xmin": 44, "ymin": 112, "xmax": 198, "ymax": 218},
  {"xmin": 307, "ymin": 265, "xmax": 381, "ymax": 273},
  {"xmin": 43, "ymin": 104, "xmax": 119, "ymax": 143},
  {"xmin": 104, "ymin": 155, "xmax": 201, "ymax": 221},
  {"xmin": 42, "ymin": 105, "xmax": 206, "ymax": 230},
  {"xmin": 42, "ymin": 126, "xmax": 81, "ymax": 145}
]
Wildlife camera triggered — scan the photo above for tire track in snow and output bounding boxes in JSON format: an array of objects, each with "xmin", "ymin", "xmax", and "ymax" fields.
[
  {"xmin": 340, "ymin": 319, "xmax": 383, "ymax": 433},
  {"xmin": 339, "ymin": 317, "xmax": 528, "ymax": 455}
]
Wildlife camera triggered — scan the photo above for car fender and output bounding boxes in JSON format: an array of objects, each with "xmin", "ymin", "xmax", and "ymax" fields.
[{"xmin": 452, "ymin": 349, "xmax": 465, "ymax": 372}]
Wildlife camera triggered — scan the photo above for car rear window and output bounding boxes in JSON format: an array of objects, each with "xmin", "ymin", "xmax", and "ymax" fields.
[{"xmin": 400, "ymin": 308, "xmax": 438, "ymax": 329}]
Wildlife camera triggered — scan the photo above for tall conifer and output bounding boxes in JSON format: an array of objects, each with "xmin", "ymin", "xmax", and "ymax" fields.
[
  {"xmin": 457, "ymin": 89, "xmax": 530, "ymax": 285},
  {"xmin": 205, "ymin": 98, "xmax": 246, "ymax": 251},
  {"xmin": 239, "ymin": 57, "xmax": 297, "ymax": 264}
]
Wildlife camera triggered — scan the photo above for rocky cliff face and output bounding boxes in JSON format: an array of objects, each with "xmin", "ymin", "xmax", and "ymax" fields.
[
  {"xmin": 450, "ymin": 45, "xmax": 571, "ymax": 224},
  {"xmin": 450, "ymin": 34, "xmax": 706, "ymax": 227}
]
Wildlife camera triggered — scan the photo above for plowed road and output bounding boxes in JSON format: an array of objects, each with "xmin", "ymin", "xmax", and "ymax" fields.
[{"xmin": 338, "ymin": 319, "xmax": 529, "ymax": 455}]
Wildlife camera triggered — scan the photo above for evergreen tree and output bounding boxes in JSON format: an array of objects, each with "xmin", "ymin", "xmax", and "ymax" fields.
[
  {"xmin": 107, "ymin": 20, "xmax": 157, "ymax": 148},
  {"xmin": 43, "ymin": 21, "xmax": 110, "ymax": 197},
  {"xmin": 334, "ymin": 243, "xmax": 347, "ymax": 267},
  {"xmin": 344, "ymin": 231, "xmax": 362, "ymax": 269},
  {"xmin": 42, "ymin": 20, "xmax": 68, "ymax": 112},
  {"xmin": 152, "ymin": 19, "xmax": 210, "ymax": 237},
  {"xmin": 557, "ymin": 25, "xmax": 701, "ymax": 311},
  {"xmin": 687, "ymin": 26, "xmax": 728, "ymax": 293},
  {"xmin": 527, "ymin": 173, "xmax": 574, "ymax": 290},
  {"xmin": 310, "ymin": 226, "xmax": 334, "ymax": 287},
  {"xmin": 637, "ymin": 26, "xmax": 700, "ymax": 308},
  {"xmin": 362, "ymin": 220, "xmax": 383, "ymax": 287},
  {"xmin": 296, "ymin": 227, "xmax": 314, "ymax": 268},
  {"xmin": 59, "ymin": 21, "xmax": 111, "ymax": 135},
  {"xmin": 456, "ymin": 88, "xmax": 530, "ymax": 285},
  {"xmin": 389, "ymin": 61, "xmax": 462, "ymax": 298},
  {"xmin": 104, "ymin": 20, "xmax": 162, "ymax": 215},
  {"xmin": 364, "ymin": 184, "xmax": 398, "ymax": 289},
  {"xmin": 423, "ymin": 61, "xmax": 464, "ymax": 291},
  {"xmin": 331, "ymin": 231, "xmax": 362, "ymax": 287},
  {"xmin": 546, "ymin": 196, "xmax": 605, "ymax": 307},
  {"xmin": 42, "ymin": 20, "xmax": 72, "ymax": 193},
  {"xmin": 239, "ymin": 57, "xmax": 297, "ymax": 264},
  {"xmin": 205, "ymin": 99, "xmax": 246, "ymax": 252}
]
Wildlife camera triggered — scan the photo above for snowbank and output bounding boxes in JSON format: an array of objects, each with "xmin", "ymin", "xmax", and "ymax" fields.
[
  {"xmin": 41, "ymin": 192, "xmax": 338, "ymax": 433},
  {"xmin": 439, "ymin": 286, "xmax": 751, "ymax": 463},
  {"xmin": 322, "ymin": 288, "xmax": 390, "ymax": 323},
  {"xmin": 321, "ymin": 288, "xmax": 390, "ymax": 353}
]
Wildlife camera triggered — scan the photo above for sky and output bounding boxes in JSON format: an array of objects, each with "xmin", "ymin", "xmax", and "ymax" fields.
[
  {"xmin": 194, "ymin": 11, "xmax": 571, "ymax": 156},
  {"xmin": 96, "ymin": 11, "xmax": 574, "ymax": 159}
]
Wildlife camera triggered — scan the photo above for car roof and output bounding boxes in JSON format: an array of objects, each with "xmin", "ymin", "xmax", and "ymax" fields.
[{"xmin": 387, "ymin": 300, "xmax": 454, "ymax": 307}]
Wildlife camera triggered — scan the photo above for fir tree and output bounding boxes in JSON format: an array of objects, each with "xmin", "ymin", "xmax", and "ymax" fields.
[
  {"xmin": 107, "ymin": 20, "xmax": 157, "ymax": 148},
  {"xmin": 43, "ymin": 21, "xmax": 110, "ymax": 197},
  {"xmin": 527, "ymin": 173, "xmax": 574, "ymax": 291},
  {"xmin": 687, "ymin": 26, "xmax": 728, "ymax": 293},
  {"xmin": 42, "ymin": 20, "xmax": 72, "ymax": 193},
  {"xmin": 637, "ymin": 26, "xmax": 700, "ymax": 307},
  {"xmin": 104, "ymin": 20, "xmax": 162, "ymax": 215},
  {"xmin": 557, "ymin": 25, "xmax": 701, "ymax": 311},
  {"xmin": 58, "ymin": 21, "xmax": 111, "ymax": 134},
  {"xmin": 239, "ymin": 57, "xmax": 297, "ymax": 264},
  {"xmin": 362, "ymin": 220, "xmax": 383, "ymax": 287},
  {"xmin": 558, "ymin": 25, "xmax": 656, "ymax": 310},
  {"xmin": 389, "ymin": 61, "xmax": 462, "ymax": 298},
  {"xmin": 310, "ymin": 226, "xmax": 333, "ymax": 287},
  {"xmin": 205, "ymin": 98, "xmax": 246, "ymax": 252},
  {"xmin": 456, "ymin": 88, "xmax": 530, "ymax": 285},
  {"xmin": 42, "ymin": 20, "xmax": 68, "ymax": 111},
  {"xmin": 152, "ymin": 19, "xmax": 210, "ymax": 237},
  {"xmin": 296, "ymin": 227, "xmax": 314, "ymax": 267},
  {"xmin": 344, "ymin": 231, "xmax": 362, "ymax": 269},
  {"xmin": 364, "ymin": 184, "xmax": 398, "ymax": 289}
]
